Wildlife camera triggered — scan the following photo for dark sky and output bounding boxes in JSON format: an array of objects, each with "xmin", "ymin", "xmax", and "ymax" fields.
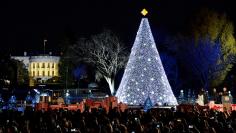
[{"xmin": 3, "ymin": 0, "xmax": 235, "ymax": 55}]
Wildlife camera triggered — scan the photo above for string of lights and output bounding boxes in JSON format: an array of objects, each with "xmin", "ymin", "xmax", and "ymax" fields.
[{"xmin": 116, "ymin": 16, "xmax": 178, "ymax": 105}]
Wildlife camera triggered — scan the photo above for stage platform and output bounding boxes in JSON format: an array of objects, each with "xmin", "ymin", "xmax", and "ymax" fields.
[
  {"xmin": 127, "ymin": 105, "xmax": 175, "ymax": 109},
  {"xmin": 209, "ymin": 101, "xmax": 236, "ymax": 112}
]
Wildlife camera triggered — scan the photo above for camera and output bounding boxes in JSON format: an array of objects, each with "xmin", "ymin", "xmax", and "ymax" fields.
[
  {"xmin": 189, "ymin": 125, "xmax": 193, "ymax": 128},
  {"xmin": 71, "ymin": 129, "xmax": 76, "ymax": 132}
]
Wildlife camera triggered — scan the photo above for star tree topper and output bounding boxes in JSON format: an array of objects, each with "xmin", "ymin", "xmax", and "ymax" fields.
[{"xmin": 141, "ymin": 8, "xmax": 148, "ymax": 16}]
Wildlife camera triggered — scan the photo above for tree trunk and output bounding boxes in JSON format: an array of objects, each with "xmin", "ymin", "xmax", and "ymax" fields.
[{"xmin": 104, "ymin": 76, "xmax": 115, "ymax": 95}]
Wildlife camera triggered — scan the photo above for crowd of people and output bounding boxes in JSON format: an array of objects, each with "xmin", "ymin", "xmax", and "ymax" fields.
[
  {"xmin": 1, "ymin": 106, "xmax": 236, "ymax": 133},
  {"xmin": 0, "ymin": 87, "xmax": 235, "ymax": 133}
]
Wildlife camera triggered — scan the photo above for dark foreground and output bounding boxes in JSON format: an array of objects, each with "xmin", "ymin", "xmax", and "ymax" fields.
[{"xmin": 0, "ymin": 106, "xmax": 236, "ymax": 133}]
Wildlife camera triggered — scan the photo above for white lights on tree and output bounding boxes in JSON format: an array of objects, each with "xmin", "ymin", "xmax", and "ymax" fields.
[{"xmin": 116, "ymin": 17, "xmax": 178, "ymax": 105}]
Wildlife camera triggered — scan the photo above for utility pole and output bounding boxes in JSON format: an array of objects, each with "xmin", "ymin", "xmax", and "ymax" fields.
[
  {"xmin": 65, "ymin": 66, "xmax": 68, "ymax": 95},
  {"xmin": 44, "ymin": 39, "xmax": 47, "ymax": 55}
]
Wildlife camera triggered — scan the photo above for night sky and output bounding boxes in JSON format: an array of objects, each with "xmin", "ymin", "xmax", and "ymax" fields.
[{"xmin": 4, "ymin": 0, "xmax": 235, "ymax": 55}]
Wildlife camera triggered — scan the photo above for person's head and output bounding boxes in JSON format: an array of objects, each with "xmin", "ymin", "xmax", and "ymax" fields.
[
  {"xmin": 101, "ymin": 124, "xmax": 113, "ymax": 133},
  {"xmin": 213, "ymin": 88, "xmax": 217, "ymax": 92},
  {"xmin": 223, "ymin": 87, "xmax": 227, "ymax": 92},
  {"xmin": 135, "ymin": 124, "xmax": 144, "ymax": 133},
  {"xmin": 162, "ymin": 126, "xmax": 170, "ymax": 133},
  {"xmin": 152, "ymin": 128, "xmax": 161, "ymax": 133},
  {"xmin": 119, "ymin": 124, "xmax": 128, "ymax": 133},
  {"xmin": 92, "ymin": 117, "xmax": 98, "ymax": 126},
  {"xmin": 113, "ymin": 118, "xmax": 120, "ymax": 126}
]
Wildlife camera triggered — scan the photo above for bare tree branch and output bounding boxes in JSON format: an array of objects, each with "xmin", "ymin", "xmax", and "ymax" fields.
[{"xmin": 69, "ymin": 30, "xmax": 128, "ymax": 95}]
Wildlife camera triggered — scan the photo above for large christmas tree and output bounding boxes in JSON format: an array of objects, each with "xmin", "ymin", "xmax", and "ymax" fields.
[{"xmin": 116, "ymin": 10, "xmax": 178, "ymax": 105}]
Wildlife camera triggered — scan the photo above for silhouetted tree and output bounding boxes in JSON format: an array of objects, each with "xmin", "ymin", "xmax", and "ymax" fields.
[
  {"xmin": 189, "ymin": 9, "xmax": 236, "ymax": 87},
  {"xmin": 70, "ymin": 30, "xmax": 128, "ymax": 95}
]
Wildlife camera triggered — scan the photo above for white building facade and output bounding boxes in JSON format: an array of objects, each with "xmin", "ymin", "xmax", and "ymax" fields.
[{"xmin": 11, "ymin": 52, "xmax": 60, "ymax": 83}]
